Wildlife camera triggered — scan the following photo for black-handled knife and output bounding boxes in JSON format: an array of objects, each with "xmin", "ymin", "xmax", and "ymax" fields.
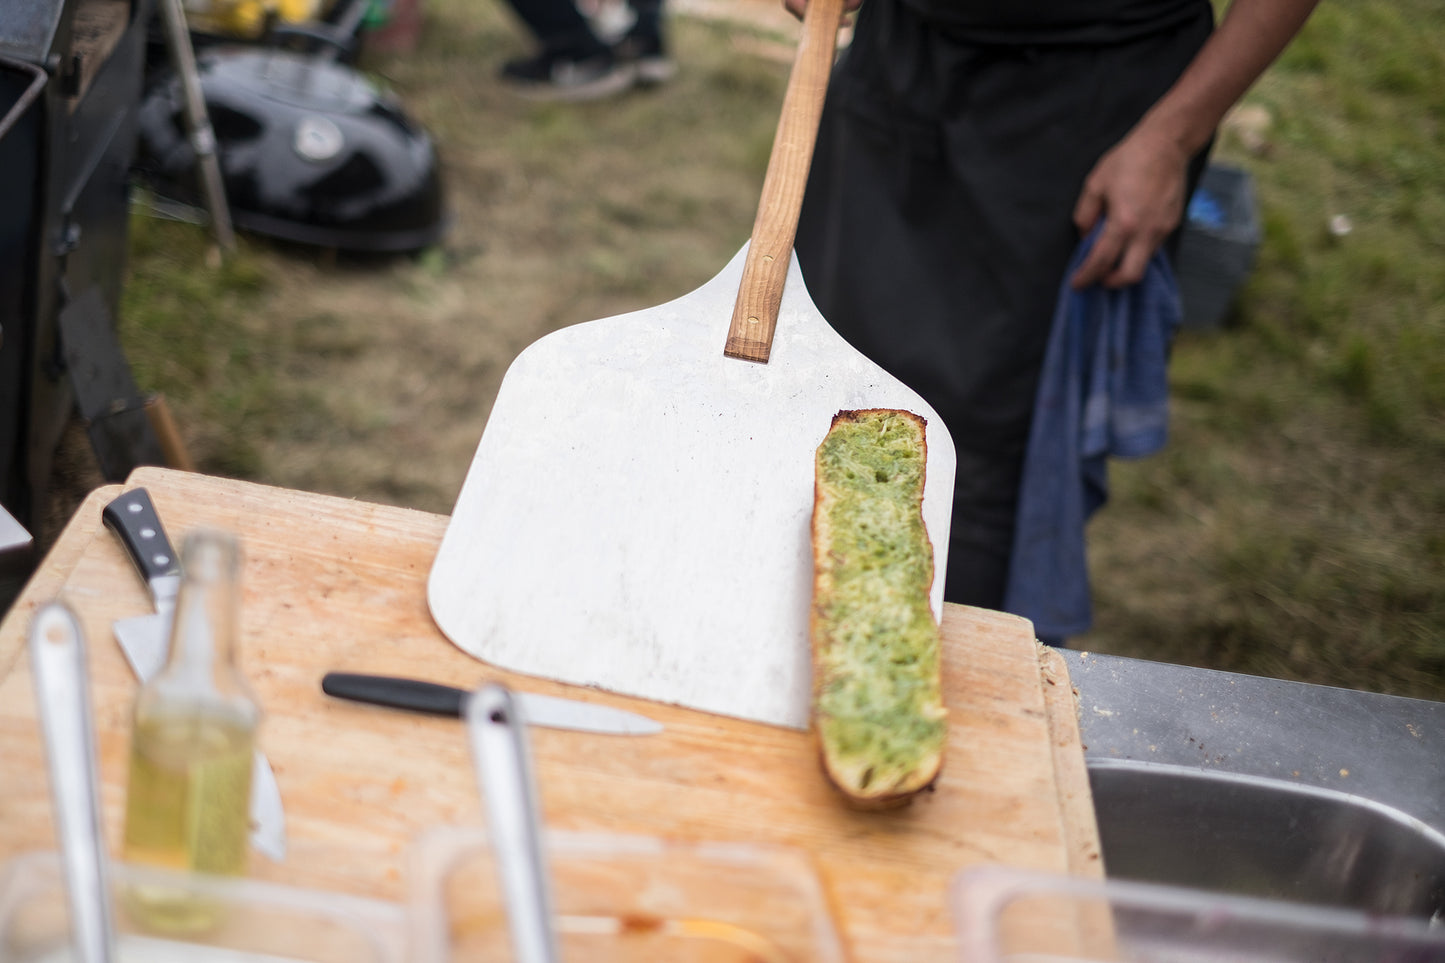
[
  {"xmin": 102, "ymin": 488, "xmax": 181, "ymax": 622},
  {"xmin": 323, "ymin": 672, "xmax": 467, "ymax": 716},
  {"xmin": 321, "ymin": 672, "xmax": 663, "ymax": 736},
  {"xmin": 102, "ymin": 487, "xmax": 288, "ymax": 862}
]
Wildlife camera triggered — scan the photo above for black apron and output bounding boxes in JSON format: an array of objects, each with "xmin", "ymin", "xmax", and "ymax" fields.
[{"xmin": 795, "ymin": 0, "xmax": 1214, "ymax": 608}]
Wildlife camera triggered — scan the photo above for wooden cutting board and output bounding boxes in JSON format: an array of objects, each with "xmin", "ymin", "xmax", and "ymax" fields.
[{"xmin": 0, "ymin": 468, "xmax": 1101, "ymax": 963}]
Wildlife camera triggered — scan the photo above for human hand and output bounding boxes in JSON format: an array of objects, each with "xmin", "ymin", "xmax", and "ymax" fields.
[
  {"xmin": 1070, "ymin": 123, "xmax": 1192, "ymax": 289},
  {"xmin": 783, "ymin": 0, "xmax": 863, "ymax": 22}
]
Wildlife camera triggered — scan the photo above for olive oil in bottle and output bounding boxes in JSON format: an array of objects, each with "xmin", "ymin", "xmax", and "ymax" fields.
[
  {"xmin": 121, "ymin": 529, "xmax": 259, "ymax": 932},
  {"xmin": 122, "ymin": 712, "xmax": 254, "ymax": 874}
]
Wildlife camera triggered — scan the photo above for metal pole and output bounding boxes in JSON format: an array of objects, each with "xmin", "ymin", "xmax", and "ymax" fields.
[{"xmin": 155, "ymin": 0, "xmax": 236, "ymax": 254}]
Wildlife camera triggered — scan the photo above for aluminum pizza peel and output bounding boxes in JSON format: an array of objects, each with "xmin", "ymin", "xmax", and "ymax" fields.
[{"xmin": 428, "ymin": 0, "xmax": 957, "ymax": 730}]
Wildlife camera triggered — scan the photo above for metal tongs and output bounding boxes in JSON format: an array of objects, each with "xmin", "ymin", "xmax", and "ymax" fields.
[
  {"xmin": 30, "ymin": 602, "xmax": 118, "ymax": 963},
  {"xmin": 466, "ymin": 684, "xmax": 560, "ymax": 963}
]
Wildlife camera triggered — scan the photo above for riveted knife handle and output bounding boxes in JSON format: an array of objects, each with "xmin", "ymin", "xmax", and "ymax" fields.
[
  {"xmin": 102, "ymin": 488, "xmax": 180, "ymax": 586},
  {"xmin": 321, "ymin": 672, "xmax": 467, "ymax": 717}
]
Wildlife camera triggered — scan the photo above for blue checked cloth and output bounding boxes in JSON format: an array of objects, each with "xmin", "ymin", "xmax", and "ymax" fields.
[{"xmin": 1003, "ymin": 225, "xmax": 1182, "ymax": 642}]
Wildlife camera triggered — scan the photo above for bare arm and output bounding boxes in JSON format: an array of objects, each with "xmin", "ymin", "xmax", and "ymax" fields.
[{"xmin": 1070, "ymin": 0, "xmax": 1320, "ymax": 289}]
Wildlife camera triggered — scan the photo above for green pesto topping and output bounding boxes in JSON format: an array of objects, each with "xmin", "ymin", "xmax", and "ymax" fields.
[{"xmin": 814, "ymin": 412, "xmax": 945, "ymax": 790}]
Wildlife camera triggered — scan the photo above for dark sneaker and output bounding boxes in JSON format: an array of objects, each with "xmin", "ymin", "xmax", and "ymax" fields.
[
  {"xmin": 499, "ymin": 47, "xmax": 634, "ymax": 101},
  {"xmin": 613, "ymin": 28, "xmax": 675, "ymax": 86}
]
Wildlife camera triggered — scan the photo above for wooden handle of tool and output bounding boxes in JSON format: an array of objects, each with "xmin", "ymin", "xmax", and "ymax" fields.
[
  {"xmin": 145, "ymin": 395, "xmax": 196, "ymax": 472},
  {"xmin": 724, "ymin": 0, "xmax": 845, "ymax": 364}
]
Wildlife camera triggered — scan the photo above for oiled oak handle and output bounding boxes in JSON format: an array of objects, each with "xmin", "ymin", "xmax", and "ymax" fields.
[{"xmin": 725, "ymin": 0, "xmax": 846, "ymax": 364}]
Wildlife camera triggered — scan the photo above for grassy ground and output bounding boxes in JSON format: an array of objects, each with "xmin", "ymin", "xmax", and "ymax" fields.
[
  {"xmin": 1083, "ymin": 0, "xmax": 1445, "ymax": 700},
  {"xmin": 120, "ymin": 2, "xmax": 789, "ymax": 504},
  {"xmin": 115, "ymin": 1, "xmax": 1443, "ymax": 700}
]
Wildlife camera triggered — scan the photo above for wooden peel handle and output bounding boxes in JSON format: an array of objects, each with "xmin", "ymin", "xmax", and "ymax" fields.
[{"xmin": 724, "ymin": 0, "xmax": 846, "ymax": 364}]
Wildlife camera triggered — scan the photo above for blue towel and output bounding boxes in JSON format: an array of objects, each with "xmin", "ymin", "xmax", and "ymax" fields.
[{"xmin": 1003, "ymin": 225, "xmax": 1182, "ymax": 642}]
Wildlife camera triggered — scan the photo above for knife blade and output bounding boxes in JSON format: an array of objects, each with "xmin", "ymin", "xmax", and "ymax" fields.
[
  {"xmin": 102, "ymin": 488, "xmax": 288, "ymax": 862},
  {"xmin": 320, "ymin": 672, "xmax": 664, "ymax": 736}
]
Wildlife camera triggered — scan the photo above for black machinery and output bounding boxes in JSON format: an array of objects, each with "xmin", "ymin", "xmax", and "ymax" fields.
[
  {"xmin": 135, "ymin": 43, "xmax": 447, "ymax": 252},
  {"xmin": 1, "ymin": 0, "xmax": 165, "ymax": 544},
  {"xmin": 134, "ymin": 0, "xmax": 448, "ymax": 253}
]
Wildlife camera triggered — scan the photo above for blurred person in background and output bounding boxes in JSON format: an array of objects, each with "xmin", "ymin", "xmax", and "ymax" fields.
[
  {"xmin": 788, "ymin": 0, "xmax": 1318, "ymax": 634},
  {"xmin": 497, "ymin": 0, "xmax": 673, "ymax": 99}
]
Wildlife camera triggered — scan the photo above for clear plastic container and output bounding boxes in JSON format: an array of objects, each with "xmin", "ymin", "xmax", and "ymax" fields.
[
  {"xmin": 0, "ymin": 851, "xmax": 405, "ymax": 963},
  {"xmin": 408, "ymin": 827, "xmax": 846, "ymax": 963},
  {"xmin": 952, "ymin": 864, "xmax": 1445, "ymax": 962}
]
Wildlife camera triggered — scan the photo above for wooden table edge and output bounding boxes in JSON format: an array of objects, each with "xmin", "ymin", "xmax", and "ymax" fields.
[
  {"xmin": 0, "ymin": 468, "xmax": 1106, "ymax": 963},
  {"xmin": 1039, "ymin": 644, "xmax": 1103, "ymax": 877},
  {"xmin": 0, "ymin": 482, "xmax": 126, "ymax": 678}
]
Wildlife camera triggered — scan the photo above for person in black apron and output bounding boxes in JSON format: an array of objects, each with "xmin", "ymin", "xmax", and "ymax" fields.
[{"xmin": 793, "ymin": 0, "xmax": 1318, "ymax": 612}]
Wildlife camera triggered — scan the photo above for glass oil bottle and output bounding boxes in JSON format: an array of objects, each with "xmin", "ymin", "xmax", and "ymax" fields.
[{"xmin": 121, "ymin": 529, "xmax": 258, "ymax": 931}]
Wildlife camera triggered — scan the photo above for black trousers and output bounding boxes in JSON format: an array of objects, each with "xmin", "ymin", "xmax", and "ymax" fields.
[
  {"xmin": 503, "ymin": 0, "xmax": 662, "ymax": 54},
  {"xmin": 795, "ymin": 0, "xmax": 1213, "ymax": 609}
]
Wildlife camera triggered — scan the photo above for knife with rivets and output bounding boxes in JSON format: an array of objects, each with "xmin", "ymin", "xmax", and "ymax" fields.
[{"xmin": 103, "ymin": 488, "xmax": 288, "ymax": 862}]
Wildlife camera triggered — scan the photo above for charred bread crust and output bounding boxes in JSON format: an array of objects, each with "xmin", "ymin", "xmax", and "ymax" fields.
[{"xmin": 811, "ymin": 409, "xmax": 946, "ymax": 810}]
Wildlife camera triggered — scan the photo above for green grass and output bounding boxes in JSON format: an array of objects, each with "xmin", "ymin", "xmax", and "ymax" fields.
[
  {"xmin": 116, "ymin": 1, "xmax": 1445, "ymax": 701},
  {"xmin": 117, "ymin": 4, "xmax": 792, "ymax": 506},
  {"xmin": 120, "ymin": 213, "xmax": 278, "ymax": 477},
  {"xmin": 1083, "ymin": 0, "xmax": 1445, "ymax": 700}
]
